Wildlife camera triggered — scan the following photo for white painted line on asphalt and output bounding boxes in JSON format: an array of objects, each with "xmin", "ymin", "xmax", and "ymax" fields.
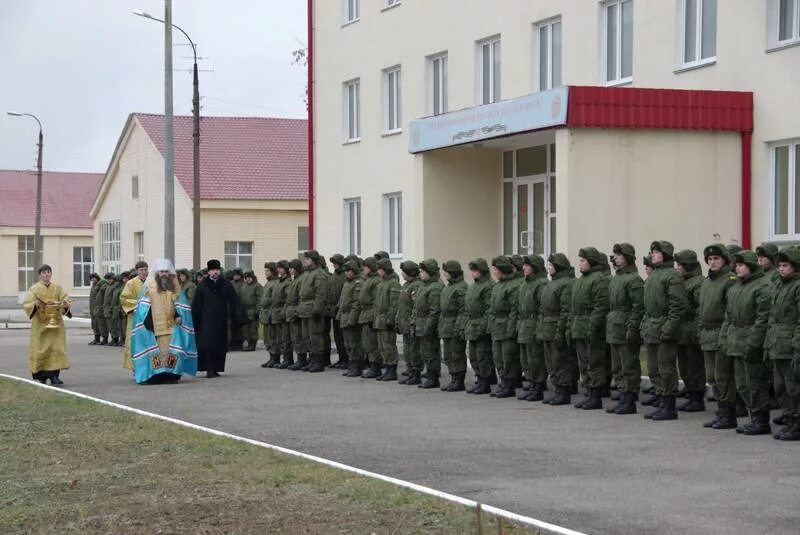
[{"xmin": 1, "ymin": 372, "xmax": 585, "ymax": 535}]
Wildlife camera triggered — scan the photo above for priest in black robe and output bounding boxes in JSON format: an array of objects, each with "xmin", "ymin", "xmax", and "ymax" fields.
[{"xmin": 192, "ymin": 259, "xmax": 245, "ymax": 378}]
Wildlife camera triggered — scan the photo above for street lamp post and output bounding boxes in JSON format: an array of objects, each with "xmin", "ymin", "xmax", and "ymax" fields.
[
  {"xmin": 7, "ymin": 111, "xmax": 44, "ymax": 270},
  {"xmin": 134, "ymin": 7, "xmax": 201, "ymax": 268}
]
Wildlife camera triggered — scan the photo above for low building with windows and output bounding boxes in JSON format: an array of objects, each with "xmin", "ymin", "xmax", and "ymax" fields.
[
  {"xmin": 0, "ymin": 170, "xmax": 102, "ymax": 298},
  {"xmin": 90, "ymin": 114, "xmax": 309, "ymax": 273},
  {"xmin": 311, "ymin": 0, "xmax": 800, "ymax": 267}
]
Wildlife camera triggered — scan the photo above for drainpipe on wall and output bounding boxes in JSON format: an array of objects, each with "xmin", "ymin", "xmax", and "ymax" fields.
[
  {"xmin": 307, "ymin": 0, "xmax": 315, "ymax": 250},
  {"xmin": 741, "ymin": 131, "xmax": 752, "ymax": 250}
]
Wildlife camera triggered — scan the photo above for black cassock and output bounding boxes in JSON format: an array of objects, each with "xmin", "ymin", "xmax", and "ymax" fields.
[{"xmin": 191, "ymin": 276, "xmax": 244, "ymax": 372}]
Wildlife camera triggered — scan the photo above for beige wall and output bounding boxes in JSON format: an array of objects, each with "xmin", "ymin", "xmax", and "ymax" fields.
[
  {"xmin": 313, "ymin": 0, "xmax": 800, "ymax": 260},
  {"xmin": 0, "ymin": 227, "xmax": 93, "ymax": 297},
  {"xmin": 92, "ymin": 118, "xmax": 308, "ymax": 272}
]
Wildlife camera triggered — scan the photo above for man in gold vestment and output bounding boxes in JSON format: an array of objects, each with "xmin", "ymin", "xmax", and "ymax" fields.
[{"xmin": 22, "ymin": 265, "xmax": 71, "ymax": 385}]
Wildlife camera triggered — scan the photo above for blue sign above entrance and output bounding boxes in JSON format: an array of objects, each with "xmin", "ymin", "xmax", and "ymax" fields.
[{"xmin": 408, "ymin": 86, "xmax": 569, "ymax": 154}]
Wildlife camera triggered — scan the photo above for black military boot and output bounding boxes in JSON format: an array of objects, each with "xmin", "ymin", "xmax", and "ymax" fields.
[
  {"xmin": 398, "ymin": 367, "xmax": 413, "ymax": 384},
  {"xmin": 773, "ymin": 413, "xmax": 792, "ymax": 426},
  {"xmin": 641, "ymin": 393, "xmax": 659, "ymax": 406},
  {"xmin": 651, "ymin": 395, "xmax": 678, "ymax": 421},
  {"xmin": 440, "ymin": 373, "xmax": 457, "ymax": 391},
  {"xmin": 335, "ymin": 356, "xmax": 349, "ymax": 370},
  {"xmin": 267, "ymin": 353, "xmax": 282, "ymax": 368},
  {"xmin": 466, "ymin": 376, "xmax": 482, "ymax": 393},
  {"xmin": 548, "ymin": 386, "xmax": 572, "ymax": 406},
  {"xmin": 711, "ymin": 405, "xmax": 738, "ymax": 429},
  {"xmin": 615, "ymin": 391, "xmax": 638, "ymax": 414},
  {"xmin": 490, "ymin": 380, "xmax": 506, "ymax": 397},
  {"xmin": 703, "ymin": 407, "xmax": 721, "ymax": 428},
  {"xmin": 606, "ymin": 390, "xmax": 626, "ymax": 413},
  {"xmin": 289, "ymin": 354, "xmax": 307, "ymax": 371},
  {"xmin": 524, "ymin": 382, "xmax": 545, "ymax": 402},
  {"xmin": 307, "ymin": 354, "xmax": 325, "ymax": 373},
  {"xmin": 644, "ymin": 397, "xmax": 665, "ymax": 419},
  {"xmin": 405, "ymin": 369, "xmax": 422, "ymax": 385},
  {"xmin": 494, "ymin": 381, "xmax": 516, "ymax": 398},
  {"xmin": 50, "ymin": 374, "xmax": 64, "ymax": 386},
  {"xmin": 418, "ymin": 373, "xmax": 440, "ymax": 389},
  {"xmin": 278, "ymin": 354, "xmax": 294, "ymax": 369},
  {"xmin": 740, "ymin": 410, "xmax": 771, "ymax": 436},
  {"xmin": 89, "ymin": 334, "xmax": 100, "ymax": 345},
  {"xmin": 343, "ymin": 360, "xmax": 361, "ymax": 377},
  {"xmin": 379, "ymin": 365, "xmax": 398, "ymax": 382},
  {"xmin": 449, "ymin": 372, "xmax": 466, "ymax": 392},
  {"xmin": 573, "ymin": 390, "xmax": 590, "ymax": 409},
  {"xmin": 774, "ymin": 416, "xmax": 800, "ymax": 440},
  {"xmin": 582, "ymin": 388, "xmax": 603, "ymax": 410},
  {"xmin": 360, "ymin": 361, "xmax": 380, "ymax": 379},
  {"xmin": 735, "ymin": 402, "xmax": 748, "ymax": 418},
  {"xmin": 472, "ymin": 376, "xmax": 491, "ymax": 395},
  {"xmin": 488, "ymin": 371, "xmax": 498, "ymax": 385},
  {"xmin": 681, "ymin": 391, "xmax": 706, "ymax": 412}
]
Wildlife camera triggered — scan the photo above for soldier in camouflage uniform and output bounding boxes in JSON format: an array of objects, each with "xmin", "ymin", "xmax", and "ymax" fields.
[
  {"xmin": 539, "ymin": 253, "xmax": 576, "ymax": 405},
  {"xmin": 397, "ymin": 261, "xmax": 423, "ymax": 385},
  {"xmin": 766, "ymin": 247, "xmax": 800, "ymax": 440},
  {"xmin": 177, "ymin": 269, "xmax": 197, "ymax": 304},
  {"xmin": 720, "ymin": 251, "xmax": 774, "ymax": 435},
  {"xmin": 88, "ymin": 273, "xmax": 102, "ymax": 345},
  {"xmin": 102, "ymin": 273, "xmax": 118, "ymax": 346},
  {"xmin": 339, "ymin": 259, "xmax": 364, "ymax": 378},
  {"xmin": 108, "ymin": 274, "xmax": 124, "ymax": 347},
  {"xmin": 298, "ymin": 250, "xmax": 330, "ymax": 373},
  {"xmin": 605, "ymin": 244, "xmax": 644, "ymax": 415},
  {"xmin": 272, "ymin": 260, "xmax": 294, "ymax": 369},
  {"xmin": 229, "ymin": 268, "xmax": 245, "ymax": 351},
  {"xmin": 674, "ymin": 250, "xmax": 706, "ymax": 412},
  {"xmin": 358, "ymin": 257, "xmax": 382, "ymax": 378},
  {"xmin": 93, "ymin": 275, "xmax": 109, "ymax": 345},
  {"xmin": 415, "ymin": 259, "xmax": 444, "ymax": 389},
  {"xmin": 374, "ymin": 258, "xmax": 401, "ymax": 381},
  {"xmin": 464, "ymin": 258, "xmax": 494, "ymax": 394},
  {"xmin": 439, "ymin": 260, "xmax": 468, "ymax": 392},
  {"xmin": 756, "ymin": 243, "xmax": 780, "ymax": 286},
  {"xmin": 259, "ymin": 262, "xmax": 279, "ymax": 367},
  {"xmin": 328, "ymin": 254, "xmax": 349, "ymax": 369},
  {"xmin": 517, "ymin": 255, "xmax": 547, "ymax": 401},
  {"xmin": 698, "ymin": 244, "xmax": 739, "ymax": 429},
  {"xmin": 488, "ymin": 256, "xmax": 521, "ymax": 399},
  {"xmin": 239, "ymin": 271, "xmax": 263, "ymax": 352},
  {"xmin": 286, "ymin": 259, "xmax": 308, "ymax": 370}
]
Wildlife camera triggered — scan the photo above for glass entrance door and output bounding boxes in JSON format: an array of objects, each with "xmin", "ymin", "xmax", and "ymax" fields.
[{"xmin": 514, "ymin": 176, "xmax": 549, "ymax": 256}]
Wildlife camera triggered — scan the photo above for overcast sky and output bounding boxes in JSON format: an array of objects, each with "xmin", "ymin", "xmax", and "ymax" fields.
[{"xmin": 0, "ymin": 0, "xmax": 307, "ymax": 173}]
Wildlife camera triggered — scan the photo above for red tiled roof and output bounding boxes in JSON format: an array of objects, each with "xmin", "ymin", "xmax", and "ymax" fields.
[
  {"xmin": 0, "ymin": 170, "xmax": 102, "ymax": 229},
  {"xmin": 135, "ymin": 114, "xmax": 308, "ymax": 201}
]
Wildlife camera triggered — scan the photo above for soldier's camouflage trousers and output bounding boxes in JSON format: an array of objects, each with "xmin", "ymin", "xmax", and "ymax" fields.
[
  {"xmin": 575, "ymin": 338, "xmax": 607, "ymax": 389},
  {"xmin": 544, "ymin": 340, "xmax": 574, "ymax": 388},
  {"xmin": 520, "ymin": 341, "xmax": 546, "ymax": 384},
  {"xmin": 492, "ymin": 338, "xmax": 519, "ymax": 381},
  {"xmin": 442, "ymin": 336, "xmax": 467, "ymax": 374},
  {"xmin": 734, "ymin": 352, "xmax": 770, "ymax": 413},
  {"xmin": 361, "ymin": 324, "xmax": 380, "ymax": 364},
  {"xmin": 610, "ymin": 342, "xmax": 641, "ymax": 393},
  {"xmin": 772, "ymin": 358, "xmax": 800, "ymax": 416},
  {"xmin": 343, "ymin": 326, "xmax": 362, "ymax": 363},
  {"xmin": 301, "ymin": 317, "xmax": 326, "ymax": 356},
  {"xmin": 468, "ymin": 336, "xmax": 493, "ymax": 379},
  {"xmin": 678, "ymin": 343, "xmax": 706, "ymax": 392},
  {"xmin": 403, "ymin": 333, "xmax": 421, "ymax": 371},
  {"xmin": 377, "ymin": 329, "xmax": 398, "ymax": 365},
  {"xmin": 290, "ymin": 320, "xmax": 306, "ymax": 355},
  {"xmin": 646, "ymin": 342, "xmax": 679, "ymax": 396},
  {"xmin": 418, "ymin": 334, "xmax": 441, "ymax": 375}
]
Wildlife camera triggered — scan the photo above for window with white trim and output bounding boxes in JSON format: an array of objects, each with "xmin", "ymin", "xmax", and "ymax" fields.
[
  {"xmin": 73, "ymin": 246, "xmax": 94, "ymax": 288},
  {"xmin": 343, "ymin": 79, "xmax": 360, "ymax": 142},
  {"xmin": 344, "ymin": 198, "xmax": 362, "ymax": 255},
  {"xmin": 383, "ymin": 193, "xmax": 403, "ymax": 256},
  {"xmin": 297, "ymin": 226, "xmax": 309, "ymax": 255},
  {"xmin": 779, "ymin": 0, "xmax": 800, "ymax": 43},
  {"xmin": 224, "ymin": 241, "xmax": 253, "ymax": 270},
  {"xmin": 18, "ymin": 235, "xmax": 35, "ymax": 291},
  {"xmin": 535, "ymin": 18, "xmax": 562, "ymax": 91},
  {"xmin": 601, "ymin": 0, "xmax": 633, "ymax": 84},
  {"xmin": 680, "ymin": 0, "xmax": 716, "ymax": 67},
  {"xmin": 342, "ymin": 0, "xmax": 359, "ymax": 24},
  {"xmin": 100, "ymin": 220, "xmax": 121, "ymax": 274},
  {"xmin": 134, "ymin": 231, "xmax": 145, "ymax": 262},
  {"xmin": 477, "ymin": 36, "xmax": 501, "ymax": 104},
  {"xmin": 771, "ymin": 140, "xmax": 800, "ymax": 240},
  {"xmin": 428, "ymin": 53, "xmax": 448, "ymax": 115},
  {"xmin": 382, "ymin": 66, "xmax": 402, "ymax": 133},
  {"xmin": 132, "ymin": 175, "xmax": 139, "ymax": 199}
]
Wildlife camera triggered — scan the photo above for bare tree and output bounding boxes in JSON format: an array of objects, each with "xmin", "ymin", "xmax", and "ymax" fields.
[{"xmin": 292, "ymin": 46, "xmax": 308, "ymax": 109}]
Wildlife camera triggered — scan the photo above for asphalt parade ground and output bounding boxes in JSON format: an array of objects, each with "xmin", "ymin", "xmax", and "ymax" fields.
[{"xmin": 2, "ymin": 324, "xmax": 799, "ymax": 535}]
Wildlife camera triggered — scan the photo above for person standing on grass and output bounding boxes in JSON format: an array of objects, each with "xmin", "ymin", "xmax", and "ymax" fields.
[{"xmin": 22, "ymin": 265, "xmax": 72, "ymax": 386}]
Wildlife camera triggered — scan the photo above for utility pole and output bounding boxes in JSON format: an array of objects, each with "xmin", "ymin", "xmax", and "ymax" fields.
[
  {"xmin": 7, "ymin": 111, "xmax": 43, "ymax": 269},
  {"xmin": 163, "ymin": 0, "xmax": 175, "ymax": 263}
]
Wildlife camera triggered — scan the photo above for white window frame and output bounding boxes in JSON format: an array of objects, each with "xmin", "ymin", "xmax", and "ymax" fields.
[
  {"xmin": 342, "ymin": 0, "xmax": 359, "ymax": 25},
  {"xmin": 134, "ymin": 231, "xmax": 145, "ymax": 262},
  {"xmin": 476, "ymin": 36, "xmax": 501, "ymax": 105},
  {"xmin": 427, "ymin": 53, "xmax": 448, "ymax": 116},
  {"xmin": 382, "ymin": 66, "xmax": 402, "ymax": 134},
  {"xmin": 343, "ymin": 78, "xmax": 361, "ymax": 143},
  {"xmin": 100, "ymin": 220, "xmax": 121, "ymax": 274},
  {"xmin": 600, "ymin": 0, "xmax": 633, "ymax": 86},
  {"xmin": 534, "ymin": 17, "xmax": 562, "ymax": 91},
  {"xmin": 224, "ymin": 241, "xmax": 253, "ymax": 270},
  {"xmin": 73, "ymin": 246, "xmax": 94, "ymax": 288},
  {"xmin": 382, "ymin": 0, "xmax": 401, "ymax": 10},
  {"xmin": 768, "ymin": 0, "xmax": 800, "ymax": 50},
  {"xmin": 131, "ymin": 175, "xmax": 139, "ymax": 199},
  {"xmin": 383, "ymin": 192, "xmax": 403, "ymax": 257},
  {"xmin": 343, "ymin": 197, "xmax": 362, "ymax": 256},
  {"xmin": 297, "ymin": 226, "xmax": 309, "ymax": 255},
  {"xmin": 18, "ymin": 235, "xmax": 36, "ymax": 291},
  {"xmin": 677, "ymin": 0, "xmax": 717, "ymax": 70},
  {"xmin": 769, "ymin": 139, "xmax": 800, "ymax": 241}
]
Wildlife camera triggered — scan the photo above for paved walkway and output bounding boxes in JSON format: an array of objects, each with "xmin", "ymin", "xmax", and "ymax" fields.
[{"xmin": 2, "ymin": 327, "xmax": 798, "ymax": 535}]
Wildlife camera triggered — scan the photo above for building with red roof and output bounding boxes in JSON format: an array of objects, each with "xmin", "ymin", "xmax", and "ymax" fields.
[
  {"xmin": 90, "ymin": 113, "xmax": 308, "ymax": 272},
  {"xmin": 0, "ymin": 169, "xmax": 102, "ymax": 296}
]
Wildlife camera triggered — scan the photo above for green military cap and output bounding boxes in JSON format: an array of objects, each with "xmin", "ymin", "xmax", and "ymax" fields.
[
  {"xmin": 755, "ymin": 243, "xmax": 779, "ymax": 262},
  {"xmin": 548, "ymin": 253, "xmax": 571, "ymax": 270},
  {"xmin": 200, "ymin": 268, "xmax": 209, "ymax": 275},
  {"xmin": 732, "ymin": 250, "xmax": 760, "ymax": 272},
  {"xmin": 468, "ymin": 258, "xmax": 489, "ymax": 273},
  {"xmin": 303, "ymin": 249, "xmax": 322, "ymax": 264},
  {"xmin": 578, "ymin": 247, "xmax": 604, "ymax": 265},
  {"xmin": 362, "ymin": 256, "xmax": 379, "ymax": 271},
  {"xmin": 726, "ymin": 244, "xmax": 743, "ymax": 257},
  {"xmin": 650, "ymin": 240, "xmax": 675, "ymax": 260},
  {"xmin": 176, "ymin": 268, "xmax": 190, "ymax": 277},
  {"xmin": 613, "ymin": 243, "xmax": 636, "ymax": 261},
  {"xmin": 343, "ymin": 259, "xmax": 360, "ymax": 273},
  {"xmin": 400, "ymin": 260, "xmax": 420, "ymax": 276},
  {"xmin": 674, "ymin": 249, "xmax": 699, "ymax": 267},
  {"xmin": 703, "ymin": 243, "xmax": 729, "ymax": 263},
  {"xmin": 120, "ymin": 271, "xmax": 131, "ymax": 279},
  {"xmin": 492, "ymin": 255, "xmax": 514, "ymax": 274},
  {"xmin": 345, "ymin": 254, "xmax": 362, "ymax": 266},
  {"xmin": 329, "ymin": 254, "xmax": 345, "ymax": 266},
  {"xmin": 442, "ymin": 260, "xmax": 463, "ymax": 274},
  {"xmin": 104, "ymin": 272, "xmax": 115, "ymax": 280},
  {"xmin": 276, "ymin": 260, "xmax": 289, "ymax": 270},
  {"xmin": 419, "ymin": 258, "xmax": 440, "ymax": 274},
  {"xmin": 263, "ymin": 261, "xmax": 277, "ymax": 270},
  {"xmin": 232, "ymin": 268, "xmax": 244, "ymax": 276},
  {"xmin": 522, "ymin": 254, "xmax": 545, "ymax": 273},
  {"xmin": 244, "ymin": 270, "xmax": 256, "ymax": 278},
  {"xmin": 374, "ymin": 251, "xmax": 390, "ymax": 260},
  {"xmin": 90, "ymin": 272, "xmax": 101, "ymax": 281},
  {"xmin": 377, "ymin": 258, "xmax": 394, "ymax": 271},
  {"xmin": 288, "ymin": 258, "xmax": 303, "ymax": 271},
  {"xmin": 775, "ymin": 246, "xmax": 800, "ymax": 269},
  {"xmin": 509, "ymin": 255, "xmax": 523, "ymax": 271}
]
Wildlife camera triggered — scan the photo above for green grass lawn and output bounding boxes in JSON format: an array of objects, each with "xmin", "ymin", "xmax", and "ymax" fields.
[{"xmin": 0, "ymin": 378, "xmax": 538, "ymax": 534}]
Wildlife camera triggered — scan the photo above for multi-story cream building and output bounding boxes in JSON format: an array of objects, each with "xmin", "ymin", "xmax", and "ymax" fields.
[
  {"xmin": 0, "ymin": 170, "xmax": 101, "ymax": 298},
  {"xmin": 91, "ymin": 114, "xmax": 309, "ymax": 273},
  {"xmin": 311, "ymin": 0, "xmax": 800, "ymax": 267}
]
